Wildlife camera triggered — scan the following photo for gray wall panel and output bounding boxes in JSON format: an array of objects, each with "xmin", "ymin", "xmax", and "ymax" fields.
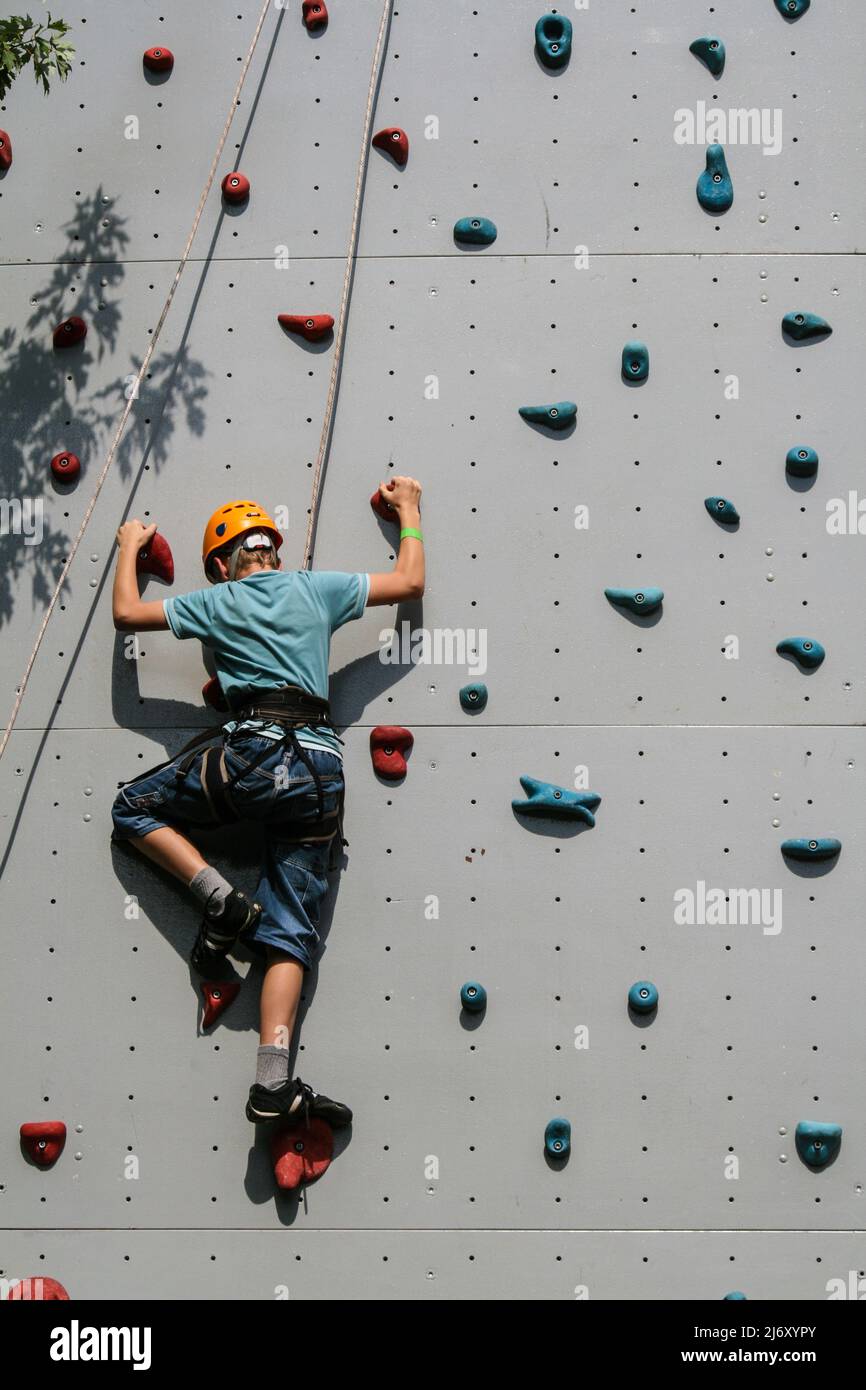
[{"xmin": 1, "ymin": 1230, "xmax": 864, "ymax": 1301}]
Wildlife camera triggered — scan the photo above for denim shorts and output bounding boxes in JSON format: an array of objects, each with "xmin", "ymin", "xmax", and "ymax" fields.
[{"xmin": 111, "ymin": 733, "xmax": 344, "ymax": 971}]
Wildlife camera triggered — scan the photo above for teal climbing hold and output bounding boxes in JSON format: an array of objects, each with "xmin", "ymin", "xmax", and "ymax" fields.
[
  {"xmin": 705, "ymin": 496, "xmax": 739, "ymax": 525},
  {"xmin": 795, "ymin": 1121, "xmax": 842, "ymax": 1169},
  {"xmin": 518, "ymin": 401, "xmax": 577, "ymax": 431},
  {"xmin": 781, "ymin": 838, "xmax": 841, "ymax": 862},
  {"xmin": 689, "ymin": 36, "xmax": 725, "ymax": 76},
  {"xmin": 605, "ymin": 587, "xmax": 664, "ymax": 616},
  {"xmin": 512, "ymin": 776, "xmax": 601, "ymax": 827},
  {"xmin": 459, "ymin": 682, "xmax": 488, "ymax": 713},
  {"xmin": 786, "ymin": 446, "xmax": 819, "ymax": 479},
  {"xmin": 544, "ymin": 1117, "xmax": 570, "ymax": 1159},
  {"xmin": 697, "ymin": 144, "xmax": 733, "ymax": 212},
  {"xmin": 782, "ymin": 311, "xmax": 832, "ymax": 342},
  {"xmin": 453, "ymin": 216, "xmax": 497, "ymax": 247},
  {"xmin": 621, "ymin": 341, "xmax": 649, "ymax": 383},
  {"xmin": 535, "ymin": 13, "xmax": 573, "ymax": 69},
  {"xmin": 724, "ymin": 1292, "xmax": 748, "ymax": 1301},
  {"xmin": 775, "ymin": 0, "xmax": 810, "ymax": 18},
  {"xmin": 776, "ymin": 637, "xmax": 825, "ymax": 670},
  {"xmin": 628, "ymin": 981, "xmax": 658, "ymax": 1014},
  {"xmin": 460, "ymin": 982, "xmax": 487, "ymax": 1013}
]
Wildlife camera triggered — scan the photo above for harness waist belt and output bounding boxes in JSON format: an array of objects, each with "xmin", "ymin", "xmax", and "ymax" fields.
[{"xmin": 229, "ymin": 684, "xmax": 334, "ymax": 730}]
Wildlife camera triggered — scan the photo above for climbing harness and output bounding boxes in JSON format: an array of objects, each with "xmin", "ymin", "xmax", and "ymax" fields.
[{"xmin": 119, "ymin": 685, "xmax": 347, "ymax": 865}]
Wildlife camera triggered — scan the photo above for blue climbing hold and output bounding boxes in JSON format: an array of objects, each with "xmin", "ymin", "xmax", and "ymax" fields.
[
  {"xmin": 781, "ymin": 838, "xmax": 841, "ymax": 863},
  {"xmin": 512, "ymin": 776, "xmax": 601, "ymax": 827},
  {"xmin": 689, "ymin": 36, "xmax": 725, "ymax": 76},
  {"xmin": 544, "ymin": 1117, "xmax": 570, "ymax": 1159},
  {"xmin": 460, "ymin": 981, "xmax": 487, "ymax": 1013},
  {"xmin": 786, "ymin": 446, "xmax": 819, "ymax": 479},
  {"xmin": 795, "ymin": 1121, "xmax": 842, "ymax": 1169},
  {"xmin": 459, "ymin": 682, "xmax": 488, "ymax": 713},
  {"xmin": 782, "ymin": 311, "xmax": 832, "ymax": 342},
  {"xmin": 535, "ymin": 13, "xmax": 573, "ymax": 69},
  {"xmin": 453, "ymin": 216, "xmax": 497, "ymax": 247},
  {"xmin": 628, "ymin": 981, "xmax": 658, "ymax": 1014},
  {"xmin": 621, "ymin": 341, "xmax": 649, "ymax": 383},
  {"xmin": 776, "ymin": 637, "xmax": 825, "ymax": 670},
  {"xmin": 697, "ymin": 144, "xmax": 733, "ymax": 212},
  {"xmin": 724, "ymin": 1292, "xmax": 748, "ymax": 1301},
  {"xmin": 518, "ymin": 401, "xmax": 577, "ymax": 431},
  {"xmin": 605, "ymin": 587, "xmax": 664, "ymax": 616},
  {"xmin": 775, "ymin": 0, "xmax": 810, "ymax": 18},
  {"xmin": 705, "ymin": 496, "xmax": 739, "ymax": 525}
]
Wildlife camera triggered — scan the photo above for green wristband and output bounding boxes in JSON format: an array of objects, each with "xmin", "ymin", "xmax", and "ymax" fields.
[{"xmin": 400, "ymin": 527, "xmax": 424, "ymax": 542}]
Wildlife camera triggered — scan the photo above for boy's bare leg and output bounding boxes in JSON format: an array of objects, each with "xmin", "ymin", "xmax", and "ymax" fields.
[
  {"xmin": 131, "ymin": 826, "xmax": 209, "ymax": 883},
  {"xmin": 260, "ymin": 950, "xmax": 304, "ymax": 1049},
  {"xmin": 128, "ymin": 827, "xmax": 257, "ymax": 973},
  {"xmin": 129, "ymin": 834, "xmax": 307, "ymax": 1097}
]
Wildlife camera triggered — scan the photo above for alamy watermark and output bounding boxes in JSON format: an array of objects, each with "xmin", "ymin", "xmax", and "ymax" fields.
[
  {"xmin": 0, "ymin": 496, "xmax": 43, "ymax": 545},
  {"xmin": 674, "ymin": 880, "xmax": 783, "ymax": 936},
  {"xmin": 674, "ymin": 101, "xmax": 782, "ymax": 156},
  {"xmin": 378, "ymin": 621, "xmax": 487, "ymax": 678}
]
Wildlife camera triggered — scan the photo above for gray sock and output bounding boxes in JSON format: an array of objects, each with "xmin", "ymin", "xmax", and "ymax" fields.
[
  {"xmin": 256, "ymin": 1045, "xmax": 291, "ymax": 1092},
  {"xmin": 189, "ymin": 866, "xmax": 232, "ymax": 917}
]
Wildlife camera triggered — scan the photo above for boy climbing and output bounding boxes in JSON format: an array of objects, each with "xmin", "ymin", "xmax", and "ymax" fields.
[{"xmin": 110, "ymin": 478, "xmax": 424, "ymax": 1128}]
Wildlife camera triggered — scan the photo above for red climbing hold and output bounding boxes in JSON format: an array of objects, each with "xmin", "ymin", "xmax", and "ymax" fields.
[
  {"xmin": 19, "ymin": 1120, "xmax": 66, "ymax": 1167},
  {"xmin": 221, "ymin": 172, "xmax": 250, "ymax": 205},
  {"xmin": 53, "ymin": 316, "xmax": 87, "ymax": 350},
  {"xmin": 4, "ymin": 1276, "xmax": 70, "ymax": 1301},
  {"xmin": 302, "ymin": 1, "xmax": 328, "ymax": 32},
  {"xmin": 202, "ymin": 675, "xmax": 229, "ymax": 712},
  {"xmin": 370, "ymin": 726, "xmax": 414, "ymax": 780},
  {"xmin": 0, "ymin": 129, "xmax": 12, "ymax": 171},
  {"xmin": 136, "ymin": 530, "xmax": 174, "ymax": 584},
  {"xmin": 277, "ymin": 314, "xmax": 334, "ymax": 343},
  {"xmin": 50, "ymin": 451, "xmax": 80, "ymax": 483},
  {"xmin": 372, "ymin": 127, "xmax": 409, "ymax": 167},
  {"xmin": 370, "ymin": 486, "xmax": 398, "ymax": 523},
  {"xmin": 271, "ymin": 1117, "xmax": 333, "ymax": 1189},
  {"xmin": 143, "ymin": 46, "xmax": 174, "ymax": 73},
  {"xmin": 200, "ymin": 980, "xmax": 241, "ymax": 1029}
]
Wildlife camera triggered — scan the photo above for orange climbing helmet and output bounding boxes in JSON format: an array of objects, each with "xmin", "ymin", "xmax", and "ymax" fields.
[{"xmin": 202, "ymin": 500, "xmax": 283, "ymax": 580}]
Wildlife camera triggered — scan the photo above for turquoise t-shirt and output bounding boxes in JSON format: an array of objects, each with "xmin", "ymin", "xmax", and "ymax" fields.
[{"xmin": 163, "ymin": 569, "xmax": 370, "ymax": 757}]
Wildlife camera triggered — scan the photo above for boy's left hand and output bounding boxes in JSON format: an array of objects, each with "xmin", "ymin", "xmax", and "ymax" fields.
[{"xmin": 116, "ymin": 519, "xmax": 157, "ymax": 553}]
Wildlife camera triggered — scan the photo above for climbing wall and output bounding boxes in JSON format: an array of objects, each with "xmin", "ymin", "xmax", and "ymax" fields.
[{"xmin": 1, "ymin": 0, "xmax": 865, "ymax": 1300}]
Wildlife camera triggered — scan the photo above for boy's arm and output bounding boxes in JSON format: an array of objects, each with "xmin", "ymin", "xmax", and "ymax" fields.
[
  {"xmin": 367, "ymin": 476, "xmax": 425, "ymax": 606},
  {"xmin": 112, "ymin": 520, "xmax": 171, "ymax": 631}
]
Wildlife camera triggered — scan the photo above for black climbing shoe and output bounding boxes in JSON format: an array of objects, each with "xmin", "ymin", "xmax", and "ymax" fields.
[
  {"xmin": 245, "ymin": 1076, "xmax": 353, "ymax": 1128},
  {"xmin": 190, "ymin": 889, "xmax": 262, "ymax": 974}
]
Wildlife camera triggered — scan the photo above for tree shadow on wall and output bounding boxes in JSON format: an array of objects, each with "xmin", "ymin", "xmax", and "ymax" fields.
[{"xmin": 0, "ymin": 187, "xmax": 209, "ymax": 629}]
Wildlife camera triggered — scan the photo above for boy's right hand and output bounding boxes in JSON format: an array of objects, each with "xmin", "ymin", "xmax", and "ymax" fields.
[{"xmin": 377, "ymin": 475, "xmax": 421, "ymax": 517}]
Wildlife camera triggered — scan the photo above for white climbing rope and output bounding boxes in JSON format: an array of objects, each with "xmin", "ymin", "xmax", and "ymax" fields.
[
  {"xmin": 302, "ymin": 0, "xmax": 395, "ymax": 569},
  {"xmin": 0, "ymin": 0, "xmax": 274, "ymax": 764}
]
